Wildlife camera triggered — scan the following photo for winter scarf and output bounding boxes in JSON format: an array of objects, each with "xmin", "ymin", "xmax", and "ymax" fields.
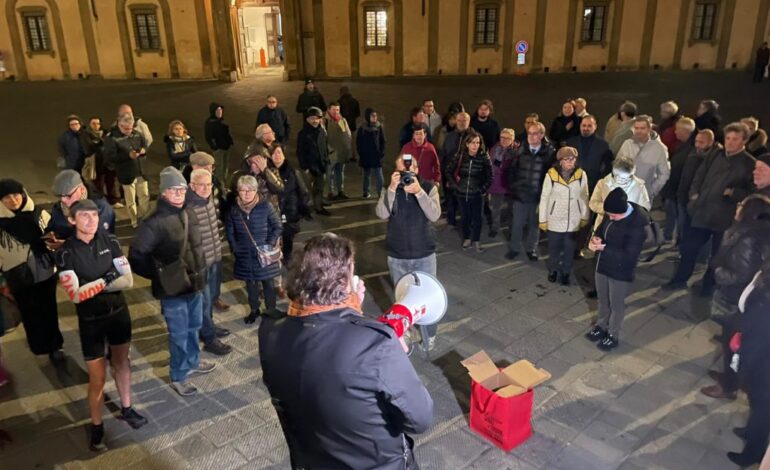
[{"xmin": 287, "ymin": 293, "xmax": 363, "ymax": 317}]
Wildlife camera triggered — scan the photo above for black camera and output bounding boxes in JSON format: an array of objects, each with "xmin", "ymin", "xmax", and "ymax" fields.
[{"xmin": 400, "ymin": 154, "xmax": 415, "ymax": 186}]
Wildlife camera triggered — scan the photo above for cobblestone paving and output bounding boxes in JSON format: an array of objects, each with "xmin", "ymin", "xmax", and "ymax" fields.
[{"xmin": 0, "ymin": 70, "xmax": 765, "ymax": 469}]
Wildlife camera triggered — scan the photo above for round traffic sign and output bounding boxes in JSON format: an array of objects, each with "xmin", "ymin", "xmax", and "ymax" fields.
[{"xmin": 515, "ymin": 40, "xmax": 529, "ymax": 54}]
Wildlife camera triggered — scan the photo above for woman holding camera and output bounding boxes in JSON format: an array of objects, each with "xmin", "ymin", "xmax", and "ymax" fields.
[
  {"xmin": 445, "ymin": 129, "xmax": 493, "ymax": 252},
  {"xmin": 226, "ymin": 175, "xmax": 282, "ymax": 323}
]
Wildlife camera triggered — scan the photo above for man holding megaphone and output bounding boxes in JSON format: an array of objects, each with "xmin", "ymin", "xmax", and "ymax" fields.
[
  {"xmin": 376, "ymin": 153, "xmax": 442, "ymax": 350},
  {"xmin": 259, "ymin": 233, "xmax": 432, "ymax": 470}
]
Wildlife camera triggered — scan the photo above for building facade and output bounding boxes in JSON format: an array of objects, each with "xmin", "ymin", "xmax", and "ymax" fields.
[{"xmin": 1, "ymin": 0, "xmax": 769, "ymax": 81}]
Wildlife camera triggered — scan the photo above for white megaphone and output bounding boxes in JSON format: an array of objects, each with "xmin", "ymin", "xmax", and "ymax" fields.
[{"xmin": 377, "ymin": 272, "xmax": 447, "ymax": 343}]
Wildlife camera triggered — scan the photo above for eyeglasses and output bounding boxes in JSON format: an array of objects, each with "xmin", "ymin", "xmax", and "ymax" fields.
[
  {"xmin": 167, "ymin": 187, "xmax": 187, "ymax": 194},
  {"xmin": 192, "ymin": 182, "xmax": 213, "ymax": 188},
  {"xmin": 60, "ymin": 186, "xmax": 81, "ymax": 199},
  {"xmin": 238, "ymin": 189, "xmax": 256, "ymax": 194}
]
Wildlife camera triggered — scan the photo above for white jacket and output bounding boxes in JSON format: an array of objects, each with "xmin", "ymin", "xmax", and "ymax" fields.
[
  {"xmin": 539, "ymin": 167, "xmax": 589, "ymax": 233},
  {"xmin": 616, "ymin": 133, "xmax": 670, "ymax": 199},
  {"xmin": 0, "ymin": 193, "xmax": 50, "ymax": 272},
  {"xmin": 590, "ymin": 173, "xmax": 651, "ymax": 229}
]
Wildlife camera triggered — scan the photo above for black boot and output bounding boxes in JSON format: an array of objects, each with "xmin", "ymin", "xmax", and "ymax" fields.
[
  {"xmin": 559, "ymin": 273, "xmax": 570, "ymax": 286},
  {"xmin": 547, "ymin": 271, "xmax": 558, "ymax": 283}
]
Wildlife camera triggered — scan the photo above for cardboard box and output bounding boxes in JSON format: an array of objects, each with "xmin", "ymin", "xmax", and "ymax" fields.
[{"xmin": 461, "ymin": 351, "xmax": 551, "ymax": 451}]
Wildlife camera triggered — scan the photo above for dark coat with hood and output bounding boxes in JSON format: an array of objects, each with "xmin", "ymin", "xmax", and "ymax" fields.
[
  {"xmin": 128, "ymin": 198, "xmax": 208, "ymax": 299},
  {"xmin": 695, "ymin": 111, "xmax": 724, "ymax": 143},
  {"xmin": 295, "ymin": 90, "xmax": 327, "ymax": 115},
  {"xmin": 507, "ymin": 141, "xmax": 557, "ymax": 203},
  {"xmin": 204, "ymin": 103, "xmax": 234, "ymax": 151},
  {"xmin": 258, "ymin": 307, "xmax": 433, "ymax": 470},
  {"xmin": 357, "ymin": 108, "xmax": 386, "ymax": 169},
  {"xmin": 446, "ymin": 148, "xmax": 493, "ymax": 198},
  {"xmin": 256, "ymin": 105, "xmax": 291, "ymax": 143},
  {"xmin": 225, "ymin": 199, "xmax": 282, "ymax": 281},
  {"xmin": 594, "ymin": 202, "xmax": 650, "ymax": 282},
  {"xmin": 549, "ymin": 114, "xmax": 581, "ymax": 147},
  {"xmin": 297, "ymin": 121, "xmax": 331, "ymax": 176}
]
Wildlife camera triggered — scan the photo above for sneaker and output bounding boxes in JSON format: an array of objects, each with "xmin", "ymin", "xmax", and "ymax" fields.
[
  {"xmin": 462, "ymin": 239, "xmax": 471, "ymax": 250},
  {"xmin": 316, "ymin": 208, "xmax": 331, "ymax": 216},
  {"xmin": 426, "ymin": 336, "xmax": 436, "ymax": 351},
  {"xmin": 661, "ymin": 280, "xmax": 687, "ymax": 291},
  {"xmin": 526, "ymin": 251, "xmax": 539, "ymax": 261},
  {"xmin": 474, "ymin": 242, "xmax": 484, "ymax": 253},
  {"xmin": 189, "ymin": 361, "xmax": 217, "ymax": 376},
  {"xmin": 118, "ymin": 407, "xmax": 148, "ymax": 429},
  {"xmin": 48, "ymin": 350, "xmax": 66, "ymax": 364},
  {"xmin": 362, "ymin": 193, "xmax": 370, "ymax": 199},
  {"xmin": 584, "ymin": 325, "xmax": 606, "ymax": 342},
  {"xmin": 504, "ymin": 250, "xmax": 519, "ymax": 260},
  {"xmin": 171, "ymin": 380, "xmax": 198, "ymax": 397},
  {"xmin": 597, "ymin": 335, "xmax": 619, "ymax": 351},
  {"xmin": 213, "ymin": 299, "xmax": 230, "ymax": 312},
  {"xmin": 336, "ymin": 192, "xmax": 349, "ymax": 200},
  {"xmin": 89, "ymin": 423, "xmax": 107, "ymax": 452},
  {"xmin": 203, "ymin": 340, "xmax": 232, "ymax": 356},
  {"xmin": 547, "ymin": 271, "xmax": 558, "ymax": 283},
  {"xmin": 214, "ymin": 326, "xmax": 230, "ymax": 338}
]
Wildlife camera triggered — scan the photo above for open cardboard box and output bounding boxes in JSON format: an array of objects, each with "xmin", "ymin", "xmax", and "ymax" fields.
[{"xmin": 461, "ymin": 350, "xmax": 551, "ymax": 397}]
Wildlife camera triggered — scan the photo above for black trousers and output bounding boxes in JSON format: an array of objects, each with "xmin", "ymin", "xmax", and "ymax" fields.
[
  {"xmin": 6, "ymin": 273, "xmax": 63, "ymax": 355},
  {"xmin": 282, "ymin": 222, "xmax": 300, "ymax": 265},
  {"xmin": 547, "ymin": 231, "xmax": 577, "ymax": 274},
  {"xmin": 753, "ymin": 62, "xmax": 767, "ymax": 82},
  {"xmin": 459, "ymin": 193, "xmax": 484, "ymax": 242},
  {"xmin": 445, "ymin": 184, "xmax": 460, "ymax": 226},
  {"xmin": 742, "ymin": 372, "xmax": 770, "ymax": 461},
  {"xmin": 245, "ymin": 279, "xmax": 277, "ymax": 314}
]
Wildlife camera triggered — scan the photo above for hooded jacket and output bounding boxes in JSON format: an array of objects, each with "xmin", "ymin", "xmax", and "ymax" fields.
[
  {"xmin": 204, "ymin": 103, "xmax": 234, "ymax": 151},
  {"xmin": 594, "ymin": 202, "xmax": 650, "ymax": 282},
  {"xmin": 256, "ymin": 105, "xmax": 290, "ymax": 143},
  {"xmin": 609, "ymin": 120, "xmax": 634, "ymax": 155},
  {"xmin": 297, "ymin": 121, "xmax": 331, "ymax": 176},
  {"xmin": 616, "ymin": 132, "xmax": 670, "ymax": 199},
  {"xmin": 590, "ymin": 173, "xmax": 651, "ymax": 230},
  {"xmin": 58, "ymin": 128, "xmax": 86, "ymax": 172},
  {"xmin": 258, "ymin": 307, "xmax": 433, "ymax": 470},
  {"xmin": 164, "ymin": 134, "xmax": 198, "ymax": 169},
  {"xmin": 295, "ymin": 90, "xmax": 327, "ymax": 115},
  {"xmin": 356, "ymin": 109, "xmax": 386, "ymax": 169},
  {"xmin": 538, "ymin": 167, "xmax": 589, "ymax": 233},
  {"xmin": 0, "ymin": 191, "xmax": 50, "ymax": 274}
]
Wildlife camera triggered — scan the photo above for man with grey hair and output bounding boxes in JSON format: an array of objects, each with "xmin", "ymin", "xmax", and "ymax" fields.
[
  {"xmin": 187, "ymin": 168, "xmax": 231, "ymax": 356},
  {"xmin": 115, "ymin": 104, "xmax": 153, "ymax": 148},
  {"xmin": 616, "ymin": 115, "xmax": 670, "ymax": 200},
  {"xmin": 103, "ymin": 113, "xmax": 150, "ymax": 228},
  {"xmin": 245, "ymin": 123, "xmax": 277, "ymax": 160},
  {"xmin": 659, "ymin": 117, "xmax": 696, "ymax": 243},
  {"xmin": 608, "ymin": 101, "xmax": 638, "ymax": 154},
  {"xmin": 657, "ymin": 101, "xmax": 682, "ymax": 154}
]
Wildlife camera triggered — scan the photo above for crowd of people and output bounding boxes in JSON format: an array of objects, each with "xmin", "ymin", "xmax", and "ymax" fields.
[{"xmin": 0, "ymin": 81, "xmax": 769, "ymax": 468}]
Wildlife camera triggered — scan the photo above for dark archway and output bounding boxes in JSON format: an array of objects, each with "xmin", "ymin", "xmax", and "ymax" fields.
[
  {"xmin": 5, "ymin": 0, "xmax": 71, "ymax": 79},
  {"xmin": 116, "ymin": 0, "xmax": 179, "ymax": 79}
]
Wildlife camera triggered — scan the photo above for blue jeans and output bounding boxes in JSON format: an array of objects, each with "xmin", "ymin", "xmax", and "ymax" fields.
[
  {"xmin": 161, "ymin": 292, "xmax": 203, "ymax": 382},
  {"xmin": 327, "ymin": 162, "xmax": 346, "ymax": 195},
  {"xmin": 200, "ymin": 264, "xmax": 219, "ymax": 345},
  {"xmin": 362, "ymin": 167, "xmax": 383, "ymax": 196}
]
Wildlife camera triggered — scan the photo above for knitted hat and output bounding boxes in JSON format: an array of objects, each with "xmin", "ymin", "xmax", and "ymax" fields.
[
  {"xmin": 604, "ymin": 187, "xmax": 629, "ymax": 214},
  {"xmin": 69, "ymin": 199, "xmax": 98, "ymax": 216},
  {"xmin": 159, "ymin": 166, "xmax": 187, "ymax": 193},
  {"xmin": 557, "ymin": 146, "xmax": 578, "ymax": 160},
  {"xmin": 53, "ymin": 170, "xmax": 83, "ymax": 196},
  {"xmin": 0, "ymin": 179, "xmax": 24, "ymax": 199},
  {"xmin": 189, "ymin": 151, "xmax": 215, "ymax": 167},
  {"xmin": 305, "ymin": 106, "xmax": 323, "ymax": 119},
  {"xmin": 757, "ymin": 152, "xmax": 770, "ymax": 166}
]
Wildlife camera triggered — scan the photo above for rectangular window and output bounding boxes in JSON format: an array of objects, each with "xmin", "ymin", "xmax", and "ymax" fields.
[
  {"xmin": 474, "ymin": 6, "xmax": 498, "ymax": 46},
  {"xmin": 23, "ymin": 14, "xmax": 51, "ymax": 52},
  {"xmin": 364, "ymin": 7, "xmax": 388, "ymax": 48},
  {"xmin": 581, "ymin": 5, "xmax": 606, "ymax": 43},
  {"xmin": 692, "ymin": 2, "xmax": 717, "ymax": 41},
  {"xmin": 132, "ymin": 11, "xmax": 161, "ymax": 50}
]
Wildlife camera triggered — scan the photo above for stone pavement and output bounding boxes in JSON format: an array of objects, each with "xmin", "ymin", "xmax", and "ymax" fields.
[{"xmin": 0, "ymin": 71, "xmax": 765, "ymax": 469}]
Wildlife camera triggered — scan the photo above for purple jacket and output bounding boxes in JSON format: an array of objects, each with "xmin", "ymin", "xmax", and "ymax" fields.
[{"xmin": 488, "ymin": 143, "xmax": 515, "ymax": 195}]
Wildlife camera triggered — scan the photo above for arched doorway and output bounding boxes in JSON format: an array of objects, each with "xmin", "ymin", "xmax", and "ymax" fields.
[{"xmin": 233, "ymin": 0, "xmax": 284, "ymax": 76}]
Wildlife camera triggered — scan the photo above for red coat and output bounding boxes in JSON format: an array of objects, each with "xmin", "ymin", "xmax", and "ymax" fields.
[{"xmin": 400, "ymin": 141, "xmax": 441, "ymax": 183}]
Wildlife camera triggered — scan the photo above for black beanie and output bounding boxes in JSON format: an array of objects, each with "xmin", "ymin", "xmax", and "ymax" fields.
[
  {"xmin": 0, "ymin": 179, "xmax": 24, "ymax": 199},
  {"xmin": 604, "ymin": 187, "xmax": 629, "ymax": 214}
]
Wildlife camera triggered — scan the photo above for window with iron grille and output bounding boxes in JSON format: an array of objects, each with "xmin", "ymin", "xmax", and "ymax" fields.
[
  {"xmin": 23, "ymin": 13, "xmax": 51, "ymax": 52},
  {"xmin": 364, "ymin": 7, "xmax": 388, "ymax": 48},
  {"xmin": 132, "ymin": 11, "xmax": 161, "ymax": 50},
  {"xmin": 692, "ymin": 2, "xmax": 717, "ymax": 41},
  {"xmin": 474, "ymin": 6, "xmax": 498, "ymax": 46},
  {"xmin": 581, "ymin": 5, "xmax": 606, "ymax": 43}
]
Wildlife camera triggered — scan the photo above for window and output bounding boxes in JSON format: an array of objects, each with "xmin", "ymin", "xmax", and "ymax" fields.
[
  {"xmin": 692, "ymin": 2, "xmax": 717, "ymax": 41},
  {"xmin": 364, "ymin": 7, "xmax": 388, "ymax": 48},
  {"xmin": 23, "ymin": 13, "xmax": 51, "ymax": 52},
  {"xmin": 474, "ymin": 6, "xmax": 498, "ymax": 46},
  {"xmin": 132, "ymin": 11, "xmax": 161, "ymax": 50},
  {"xmin": 581, "ymin": 5, "xmax": 606, "ymax": 43}
]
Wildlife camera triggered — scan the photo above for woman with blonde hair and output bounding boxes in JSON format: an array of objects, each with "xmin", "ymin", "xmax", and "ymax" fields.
[{"xmin": 164, "ymin": 120, "xmax": 198, "ymax": 170}]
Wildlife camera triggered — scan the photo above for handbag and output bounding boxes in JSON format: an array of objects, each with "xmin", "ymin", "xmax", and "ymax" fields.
[
  {"xmin": 81, "ymin": 155, "xmax": 97, "ymax": 181},
  {"xmin": 155, "ymin": 212, "xmax": 193, "ymax": 296},
  {"xmin": 27, "ymin": 249, "xmax": 55, "ymax": 283},
  {"xmin": 239, "ymin": 212, "xmax": 282, "ymax": 267}
]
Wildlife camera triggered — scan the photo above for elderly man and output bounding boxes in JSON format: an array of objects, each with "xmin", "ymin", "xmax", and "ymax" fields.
[
  {"xmin": 115, "ymin": 104, "xmax": 153, "ymax": 148},
  {"xmin": 616, "ymin": 115, "xmax": 670, "ymax": 200},
  {"xmin": 664, "ymin": 123, "xmax": 756, "ymax": 294},
  {"xmin": 129, "ymin": 167, "xmax": 216, "ymax": 397},
  {"xmin": 46, "ymin": 170, "xmax": 114, "ymax": 246},
  {"xmin": 256, "ymin": 95, "xmax": 290, "ymax": 143},
  {"xmin": 422, "ymin": 99, "xmax": 442, "ymax": 135},
  {"xmin": 245, "ymin": 123, "xmax": 277, "ymax": 161},
  {"xmin": 103, "ymin": 114, "xmax": 150, "ymax": 228},
  {"xmin": 659, "ymin": 117, "xmax": 696, "ymax": 243},
  {"xmin": 186, "ymin": 169, "xmax": 231, "ymax": 356}
]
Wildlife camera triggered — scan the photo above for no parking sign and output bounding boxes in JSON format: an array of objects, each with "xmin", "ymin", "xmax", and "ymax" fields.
[{"xmin": 515, "ymin": 40, "xmax": 528, "ymax": 65}]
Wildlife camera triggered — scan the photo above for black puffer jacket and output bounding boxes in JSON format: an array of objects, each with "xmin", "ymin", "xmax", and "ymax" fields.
[
  {"xmin": 128, "ymin": 198, "xmax": 207, "ymax": 299},
  {"xmin": 297, "ymin": 122, "xmax": 331, "ymax": 176},
  {"xmin": 446, "ymin": 149, "xmax": 493, "ymax": 198},
  {"xmin": 594, "ymin": 203, "xmax": 649, "ymax": 282},
  {"xmin": 259, "ymin": 307, "xmax": 433, "ymax": 470},
  {"xmin": 508, "ymin": 142, "xmax": 556, "ymax": 203},
  {"xmin": 276, "ymin": 161, "xmax": 311, "ymax": 224},
  {"xmin": 713, "ymin": 206, "xmax": 770, "ymax": 304}
]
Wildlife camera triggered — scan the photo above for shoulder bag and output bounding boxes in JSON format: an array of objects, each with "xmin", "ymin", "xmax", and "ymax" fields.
[{"xmin": 239, "ymin": 211, "xmax": 281, "ymax": 267}]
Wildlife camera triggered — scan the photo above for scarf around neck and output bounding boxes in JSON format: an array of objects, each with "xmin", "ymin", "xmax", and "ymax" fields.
[
  {"xmin": 237, "ymin": 196, "xmax": 259, "ymax": 214},
  {"xmin": 287, "ymin": 293, "xmax": 363, "ymax": 317}
]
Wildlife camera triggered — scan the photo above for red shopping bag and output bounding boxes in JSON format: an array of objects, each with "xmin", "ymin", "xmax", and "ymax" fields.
[{"xmin": 469, "ymin": 379, "xmax": 534, "ymax": 451}]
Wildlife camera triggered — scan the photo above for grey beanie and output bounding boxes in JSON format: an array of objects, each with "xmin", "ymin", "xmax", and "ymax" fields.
[
  {"xmin": 159, "ymin": 166, "xmax": 187, "ymax": 192},
  {"xmin": 53, "ymin": 170, "xmax": 83, "ymax": 196}
]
